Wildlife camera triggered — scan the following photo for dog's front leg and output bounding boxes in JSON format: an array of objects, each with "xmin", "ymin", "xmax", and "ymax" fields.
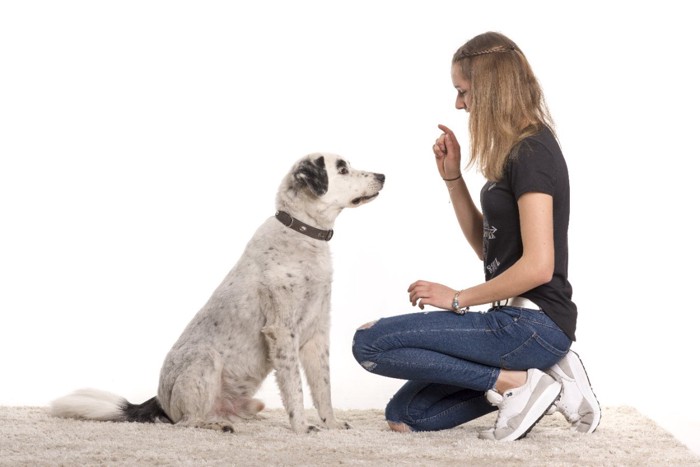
[
  {"xmin": 300, "ymin": 332, "xmax": 351, "ymax": 430},
  {"xmin": 261, "ymin": 324, "xmax": 316, "ymax": 433}
]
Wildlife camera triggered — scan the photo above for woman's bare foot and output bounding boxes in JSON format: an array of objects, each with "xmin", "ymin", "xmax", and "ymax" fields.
[{"xmin": 387, "ymin": 421, "xmax": 413, "ymax": 433}]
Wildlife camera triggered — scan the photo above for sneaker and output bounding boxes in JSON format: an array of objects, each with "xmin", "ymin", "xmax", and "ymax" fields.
[
  {"xmin": 478, "ymin": 368, "xmax": 562, "ymax": 441},
  {"xmin": 545, "ymin": 349, "xmax": 601, "ymax": 433}
]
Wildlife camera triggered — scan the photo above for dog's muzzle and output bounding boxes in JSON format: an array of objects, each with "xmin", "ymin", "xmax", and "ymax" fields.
[
  {"xmin": 351, "ymin": 173, "xmax": 385, "ymax": 205},
  {"xmin": 351, "ymin": 193, "xmax": 380, "ymax": 205}
]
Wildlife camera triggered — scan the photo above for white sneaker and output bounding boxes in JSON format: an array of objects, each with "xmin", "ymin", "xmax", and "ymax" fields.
[
  {"xmin": 546, "ymin": 350, "xmax": 601, "ymax": 433},
  {"xmin": 479, "ymin": 368, "xmax": 562, "ymax": 441}
]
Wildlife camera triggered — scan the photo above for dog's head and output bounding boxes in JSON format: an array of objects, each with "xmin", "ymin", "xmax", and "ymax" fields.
[{"xmin": 279, "ymin": 153, "xmax": 385, "ymax": 219}]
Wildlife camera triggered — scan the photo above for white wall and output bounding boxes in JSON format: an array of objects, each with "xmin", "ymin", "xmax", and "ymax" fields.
[{"xmin": 2, "ymin": 0, "xmax": 698, "ymax": 440}]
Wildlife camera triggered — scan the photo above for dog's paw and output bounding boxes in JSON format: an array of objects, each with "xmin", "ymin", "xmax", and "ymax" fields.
[
  {"xmin": 306, "ymin": 424, "xmax": 322, "ymax": 433},
  {"xmin": 192, "ymin": 421, "xmax": 235, "ymax": 433},
  {"xmin": 325, "ymin": 420, "xmax": 351, "ymax": 430},
  {"xmin": 290, "ymin": 421, "xmax": 321, "ymax": 434}
]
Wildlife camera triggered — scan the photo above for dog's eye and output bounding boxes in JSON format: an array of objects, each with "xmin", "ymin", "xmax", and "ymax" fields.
[{"xmin": 339, "ymin": 167, "xmax": 349, "ymax": 175}]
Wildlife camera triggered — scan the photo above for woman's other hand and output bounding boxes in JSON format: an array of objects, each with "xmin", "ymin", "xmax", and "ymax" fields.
[{"xmin": 408, "ymin": 280, "xmax": 455, "ymax": 311}]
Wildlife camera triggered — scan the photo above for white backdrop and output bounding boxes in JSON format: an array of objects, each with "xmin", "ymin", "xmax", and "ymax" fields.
[{"xmin": 2, "ymin": 0, "xmax": 698, "ymax": 448}]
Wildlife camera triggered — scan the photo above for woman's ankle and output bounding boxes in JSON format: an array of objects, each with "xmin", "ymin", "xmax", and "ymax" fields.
[{"xmin": 494, "ymin": 369, "xmax": 527, "ymax": 394}]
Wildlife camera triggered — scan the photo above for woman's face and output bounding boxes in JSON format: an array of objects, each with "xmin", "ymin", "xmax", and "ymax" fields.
[{"xmin": 451, "ymin": 63, "xmax": 472, "ymax": 113}]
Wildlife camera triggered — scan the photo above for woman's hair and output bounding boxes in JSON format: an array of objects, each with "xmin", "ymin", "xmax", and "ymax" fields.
[{"xmin": 453, "ymin": 32, "xmax": 554, "ymax": 181}]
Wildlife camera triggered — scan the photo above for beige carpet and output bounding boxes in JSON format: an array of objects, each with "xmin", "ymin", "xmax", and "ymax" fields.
[{"xmin": 1, "ymin": 406, "xmax": 698, "ymax": 466}]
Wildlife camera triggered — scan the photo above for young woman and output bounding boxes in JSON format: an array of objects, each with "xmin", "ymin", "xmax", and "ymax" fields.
[{"xmin": 352, "ymin": 31, "xmax": 601, "ymax": 441}]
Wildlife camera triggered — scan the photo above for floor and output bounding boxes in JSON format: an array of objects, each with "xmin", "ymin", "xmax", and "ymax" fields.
[{"xmin": 646, "ymin": 412, "xmax": 700, "ymax": 456}]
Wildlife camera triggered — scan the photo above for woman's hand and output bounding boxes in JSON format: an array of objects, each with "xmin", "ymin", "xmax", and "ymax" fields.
[
  {"xmin": 433, "ymin": 124, "xmax": 463, "ymax": 180},
  {"xmin": 407, "ymin": 280, "xmax": 455, "ymax": 311}
]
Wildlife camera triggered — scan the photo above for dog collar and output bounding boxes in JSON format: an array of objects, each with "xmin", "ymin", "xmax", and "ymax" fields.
[{"xmin": 275, "ymin": 210, "xmax": 334, "ymax": 241}]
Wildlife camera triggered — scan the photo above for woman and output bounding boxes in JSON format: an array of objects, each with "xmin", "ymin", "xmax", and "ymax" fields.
[{"xmin": 352, "ymin": 32, "xmax": 600, "ymax": 441}]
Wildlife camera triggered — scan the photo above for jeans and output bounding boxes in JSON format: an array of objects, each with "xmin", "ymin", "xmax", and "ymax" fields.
[{"xmin": 351, "ymin": 306, "xmax": 571, "ymax": 431}]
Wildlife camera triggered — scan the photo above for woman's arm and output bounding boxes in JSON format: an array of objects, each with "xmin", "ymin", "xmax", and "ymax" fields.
[
  {"xmin": 457, "ymin": 192, "xmax": 555, "ymax": 306},
  {"xmin": 408, "ymin": 192, "xmax": 555, "ymax": 310},
  {"xmin": 445, "ymin": 177, "xmax": 484, "ymax": 260},
  {"xmin": 434, "ymin": 124, "xmax": 483, "ymax": 259}
]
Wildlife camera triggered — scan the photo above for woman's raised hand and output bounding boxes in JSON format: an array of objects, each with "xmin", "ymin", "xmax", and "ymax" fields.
[{"xmin": 433, "ymin": 124, "xmax": 462, "ymax": 180}]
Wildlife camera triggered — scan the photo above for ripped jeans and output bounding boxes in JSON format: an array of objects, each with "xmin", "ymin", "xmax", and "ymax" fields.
[{"xmin": 351, "ymin": 307, "xmax": 571, "ymax": 431}]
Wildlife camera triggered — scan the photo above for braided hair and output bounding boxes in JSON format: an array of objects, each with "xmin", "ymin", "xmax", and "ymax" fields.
[
  {"xmin": 456, "ymin": 44, "xmax": 517, "ymax": 58},
  {"xmin": 452, "ymin": 32, "xmax": 554, "ymax": 181}
]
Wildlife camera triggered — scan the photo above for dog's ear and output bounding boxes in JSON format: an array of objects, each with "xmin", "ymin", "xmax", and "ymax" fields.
[{"xmin": 293, "ymin": 156, "xmax": 328, "ymax": 196}]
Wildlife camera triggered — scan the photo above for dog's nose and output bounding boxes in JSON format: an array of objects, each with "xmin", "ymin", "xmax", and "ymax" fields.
[{"xmin": 374, "ymin": 173, "xmax": 385, "ymax": 184}]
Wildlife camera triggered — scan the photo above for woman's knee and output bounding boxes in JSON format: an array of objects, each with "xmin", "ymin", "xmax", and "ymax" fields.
[
  {"xmin": 357, "ymin": 320, "xmax": 378, "ymax": 330},
  {"xmin": 351, "ymin": 320, "xmax": 379, "ymax": 370}
]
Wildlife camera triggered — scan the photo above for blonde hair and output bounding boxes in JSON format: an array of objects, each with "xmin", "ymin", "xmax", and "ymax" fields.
[{"xmin": 453, "ymin": 32, "xmax": 554, "ymax": 181}]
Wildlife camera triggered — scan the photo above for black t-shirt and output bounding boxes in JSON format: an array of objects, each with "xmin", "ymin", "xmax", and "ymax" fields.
[{"xmin": 480, "ymin": 127, "xmax": 577, "ymax": 340}]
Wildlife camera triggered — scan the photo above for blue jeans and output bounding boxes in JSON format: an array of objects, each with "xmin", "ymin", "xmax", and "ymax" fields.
[{"xmin": 351, "ymin": 307, "xmax": 571, "ymax": 431}]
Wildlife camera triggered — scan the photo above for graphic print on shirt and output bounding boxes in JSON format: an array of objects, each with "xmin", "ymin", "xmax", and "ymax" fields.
[
  {"xmin": 482, "ymin": 181, "xmax": 501, "ymax": 277},
  {"xmin": 484, "ymin": 225, "xmax": 497, "ymax": 240},
  {"xmin": 483, "ymin": 221, "xmax": 500, "ymax": 276},
  {"xmin": 486, "ymin": 257, "xmax": 501, "ymax": 275}
]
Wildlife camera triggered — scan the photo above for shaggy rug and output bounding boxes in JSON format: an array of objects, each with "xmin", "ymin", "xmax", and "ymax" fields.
[{"xmin": 1, "ymin": 406, "xmax": 698, "ymax": 466}]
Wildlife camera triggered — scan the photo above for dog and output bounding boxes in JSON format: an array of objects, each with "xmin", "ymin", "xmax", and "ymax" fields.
[{"xmin": 51, "ymin": 153, "xmax": 385, "ymax": 433}]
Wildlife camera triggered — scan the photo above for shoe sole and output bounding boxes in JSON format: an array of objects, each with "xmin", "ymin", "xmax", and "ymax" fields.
[
  {"xmin": 497, "ymin": 377, "xmax": 562, "ymax": 441},
  {"xmin": 565, "ymin": 350, "xmax": 602, "ymax": 433}
]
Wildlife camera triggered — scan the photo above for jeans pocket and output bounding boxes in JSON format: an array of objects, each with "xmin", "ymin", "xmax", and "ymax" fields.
[{"xmin": 485, "ymin": 308, "xmax": 521, "ymax": 331}]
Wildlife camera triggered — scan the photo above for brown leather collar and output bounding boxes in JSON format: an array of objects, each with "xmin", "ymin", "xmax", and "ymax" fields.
[{"xmin": 275, "ymin": 210, "xmax": 334, "ymax": 241}]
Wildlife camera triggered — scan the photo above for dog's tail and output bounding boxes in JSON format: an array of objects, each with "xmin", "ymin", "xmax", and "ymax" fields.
[{"xmin": 50, "ymin": 389, "xmax": 172, "ymax": 424}]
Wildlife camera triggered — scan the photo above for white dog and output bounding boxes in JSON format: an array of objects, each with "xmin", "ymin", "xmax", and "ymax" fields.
[{"xmin": 51, "ymin": 153, "xmax": 385, "ymax": 433}]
